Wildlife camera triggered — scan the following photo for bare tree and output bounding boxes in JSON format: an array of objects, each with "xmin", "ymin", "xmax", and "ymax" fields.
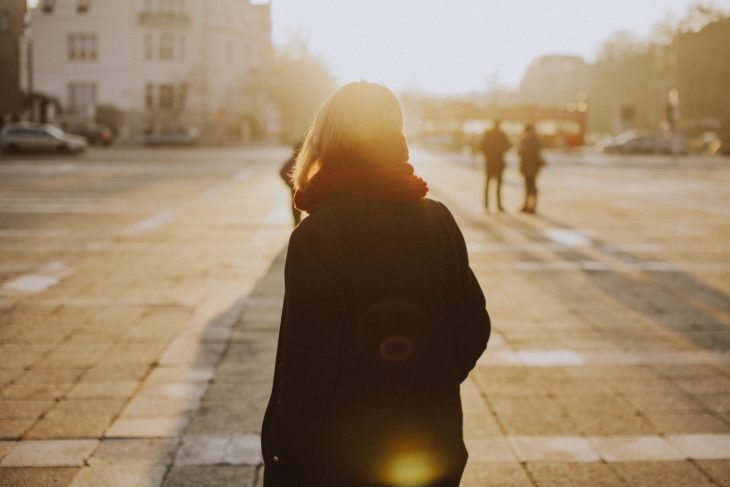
[{"xmin": 270, "ymin": 33, "xmax": 336, "ymax": 144}]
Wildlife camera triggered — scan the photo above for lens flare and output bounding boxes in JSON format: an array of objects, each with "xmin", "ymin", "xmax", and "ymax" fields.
[
  {"xmin": 379, "ymin": 335, "xmax": 414, "ymax": 362},
  {"xmin": 385, "ymin": 452, "xmax": 436, "ymax": 487},
  {"xmin": 377, "ymin": 434, "xmax": 447, "ymax": 487}
]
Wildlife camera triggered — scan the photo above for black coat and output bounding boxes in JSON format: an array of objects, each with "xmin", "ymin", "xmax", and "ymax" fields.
[
  {"xmin": 262, "ymin": 197, "xmax": 491, "ymax": 487},
  {"xmin": 518, "ymin": 134, "xmax": 544, "ymax": 177},
  {"xmin": 480, "ymin": 129, "xmax": 511, "ymax": 171}
]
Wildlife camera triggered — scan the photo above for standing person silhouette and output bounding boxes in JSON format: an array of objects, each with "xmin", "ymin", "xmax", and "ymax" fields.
[
  {"xmin": 518, "ymin": 124, "xmax": 544, "ymax": 214},
  {"xmin": 480, "ymin": 120, "xmax": 511, "ymax": 212},
  {"xmin": 261, "ymin": 82, "xmax": 491, "ymax": 487},
  {"xmin": 279, "ymin": 138, "xmax": 304, "ymax": 226}
]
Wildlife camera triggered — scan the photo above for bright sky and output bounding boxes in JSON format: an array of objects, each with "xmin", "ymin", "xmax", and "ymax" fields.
[
  {"xmin": 27, "ymin": 0, "xmax": 727, "ymax": 94},
  {"xmin": 269, "ymin": 0, "xmax": 728, "ymax": 94}
]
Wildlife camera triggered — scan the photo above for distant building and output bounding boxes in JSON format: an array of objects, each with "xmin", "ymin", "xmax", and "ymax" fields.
[
  {"xmin": 29, "ymin": 0, "xmax": 273, "ymax": 142},
  {"xmin": 518, "ymin": 55, "xmax": 590, "ymax": 106},
  {"xmin": 677, "ymin": 18, "xmax": 730, "ymax": 135},
  {"xmin": 0, "ymin": 0, "xmax": 25, "ymax": 125}
]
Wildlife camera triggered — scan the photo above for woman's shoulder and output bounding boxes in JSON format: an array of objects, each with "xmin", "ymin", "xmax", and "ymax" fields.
[
  {"xmin": 301, "ymin": 197, "xmax": 451, "ymax": 223},
  {"xmin": 292, "ymin": 198, "xmax": 457, "ymax": 239}
]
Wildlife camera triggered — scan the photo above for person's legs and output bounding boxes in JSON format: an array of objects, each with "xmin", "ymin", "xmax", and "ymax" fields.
[
  {"xmin": 495, "ymin": 170, "xmax": 504, "ymax": 211},
  {"xmin": 521, "ymin": 175, "xmax": 530, "ymax": 212},
  {"xmin": 484, "ymin": 171, "xmax": 493, "ymax": 211},
  {"xmin": 525, "ymin": 176, "xmax": 537, "ymax": 213},
  {"xmin": 531, "ymin": 176, "xmax": 538, "ymax": 213}
]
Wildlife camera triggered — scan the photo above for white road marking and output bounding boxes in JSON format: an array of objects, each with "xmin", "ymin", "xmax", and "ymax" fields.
[
  {"xmin": 0, "ymin": 261, "xmax": 68, "ymax": 295},
  {"xmin": 544, "ymin": 228, "xmax": 593, "ymax": 246},
  {"xmin": 126, "ymin": 210, "xmax": 176, "ymax": 234},
  {"xmin": 495, "ymin": 349, "xmax": 585, "ymax": 367},
  {"xmin": 500, "ymin": 434, "xmax": 730, "ymax": 463},
  {"xmin": 2, "ymin": 275, "xmax": 60, "ymax": 293},
  {"xmin": 513, "ymin": 260, "xmax": 730, "ymax": 272},
  {"xmin": 479, "ymin": 349, "xmax": 730, "ymax": 367}
]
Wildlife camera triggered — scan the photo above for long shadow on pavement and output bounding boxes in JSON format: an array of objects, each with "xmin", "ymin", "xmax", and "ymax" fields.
[
  {"xmin": 435, "ymin": 189, "xmax": 730, "ymax": 355},
  {"xmin": 161, "ymin": 248, "xmax": 286, "ymax": 487}
]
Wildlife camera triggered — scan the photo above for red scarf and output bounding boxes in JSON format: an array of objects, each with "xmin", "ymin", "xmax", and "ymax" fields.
[{"xmin": 294, "ymin": 162, "xmax": 429, "ymax": 212}]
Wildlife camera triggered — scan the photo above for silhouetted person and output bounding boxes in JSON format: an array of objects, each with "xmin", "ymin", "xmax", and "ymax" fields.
[
  {"xmin": 279, "ymin": 138, "xmax": 304, "ymax": 226},
  {"xmin": 518, "ymin": 124, "xmax": 544, "ymax": 214},
  {"xmin": 262, "ymin": 82, "xmax": 491, "ymax": 487},
  {"xmin": 480, "ymin": 120, "xmax": 511, "ymax": 211}
]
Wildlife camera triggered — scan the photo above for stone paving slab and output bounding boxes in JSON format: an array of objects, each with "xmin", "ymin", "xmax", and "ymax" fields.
[
  {"xmin": 162, "ymin": 466, "xmax": 257, "ymax": 487},
  {"xmin": 526, "ymin": 462, "xmax": 626, "ymax": 487},
  {"xmin": 106, "ymin": 418, "xmax": 189, "ymax": 439},
  {"xmin": 0, "ymin": 440, "xmax": 97, "ymax": 467},
  {"xmin": 174, "ymin": 434, "xmax": 261, "ymax": 466},
  {"xmin": 69, "ymin": 465, "xmax": 167, "ymax": 487},
  {"xmin": 0, "ymin": 467, "xmax": 78, "ymax": 487}
]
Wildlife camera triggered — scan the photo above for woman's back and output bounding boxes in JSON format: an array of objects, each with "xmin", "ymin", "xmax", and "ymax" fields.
[
  {"xmin": 264, "ymin": 198, "xmax": 489, "ymax": 486},
  {"xmin": 262, "ymin": 81, "xmax": 490, "ymax": 487}
]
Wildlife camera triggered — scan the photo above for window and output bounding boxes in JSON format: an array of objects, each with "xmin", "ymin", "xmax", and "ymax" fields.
[
  {"xmin": 159, "ymin": 32, "xmax": 173, "ymax": 61},
  {"xmin": 159, "ymin": 84, "xmax": 175, "ymax": 110},
  {"xmin": 68, "ymin": 33, "xmax": 97, "ymax": 61},
  {"xmin": 77, "ymin": 0, "xmax": 90, "ymax": 13},
  {"xmin": 145, "ymin": 83, "xmax": 155, "ymax": 110},
  {"xmin": 1, "ymin": 11, "xmax": 10, "ymax": 34},
  {"xmin": 145, "ymin": 33, "xmax": 154, "ymax": 60},
  {"xmin": 68, "ymin": 82, "xmax": 97, "ymax": 115},
  {"xmin": 178, "ymin": 35, "xmax": 185, "ymax": 62}
]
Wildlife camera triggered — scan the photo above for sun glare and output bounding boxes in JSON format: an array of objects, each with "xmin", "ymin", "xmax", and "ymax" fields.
[
  {"xmin": 271, "ymin": 0, "xmax": 701, "ymax": 93},
  {"xmin": 385, "ymin": 452, "xmax": 438, "ymax": 487}
]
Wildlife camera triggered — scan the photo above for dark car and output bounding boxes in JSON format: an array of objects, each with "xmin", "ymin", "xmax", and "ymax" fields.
[{"xmin": 65, "ymin": 122, "xmax": 114, "ymax": 146}]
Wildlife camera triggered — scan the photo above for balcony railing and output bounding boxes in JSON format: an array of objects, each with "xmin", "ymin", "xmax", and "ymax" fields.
[{"xmin": 138, "ymin": 11, "xmax": 191, "ymax": 27}]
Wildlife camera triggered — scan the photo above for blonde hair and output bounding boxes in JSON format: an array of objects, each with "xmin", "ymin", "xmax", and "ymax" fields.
[{"xmin": 293, "ymin": 82, "xmax": 405, "ymax": 190}]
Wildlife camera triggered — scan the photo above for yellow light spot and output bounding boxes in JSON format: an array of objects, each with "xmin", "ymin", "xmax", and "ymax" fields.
[{"xmin": 385, "ymin": 452, "xmax": 436, "ymax": 487}]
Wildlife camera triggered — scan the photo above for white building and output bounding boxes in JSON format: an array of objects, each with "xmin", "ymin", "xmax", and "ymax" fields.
[{"xmin": 29, "ymin": 0, "xmax": 273, "ymax": 142}]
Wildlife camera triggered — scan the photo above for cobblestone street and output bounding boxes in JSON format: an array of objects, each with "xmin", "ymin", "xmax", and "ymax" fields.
[{"xmin": 0, "ymin": 146, "xmax": 729, "ymax": 486}]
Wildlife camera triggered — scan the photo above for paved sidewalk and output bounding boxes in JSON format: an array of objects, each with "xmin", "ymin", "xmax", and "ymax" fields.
[
  {"xmin": 160, "ymin": 251, "xmax": 284, "ymax": 486},
  {"xmin": 1, "ymin": 147, "xmax": 729, "ymax": 486},
  {"xmin": 0, "ymin": 148, "xmax": 292, "ymax": 487}
]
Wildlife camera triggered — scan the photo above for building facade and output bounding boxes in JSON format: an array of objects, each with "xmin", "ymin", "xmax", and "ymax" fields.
[
  {"xmin": 677, "ymin": 18, "xmax": 730, "ymax": 136},
  {"xmin": 30, "ymin": 0, "xmax": 272, "ymax": 142},
  {"xmin": 0, "ymin": 0, "xmax": 26, "ymax": 125}
]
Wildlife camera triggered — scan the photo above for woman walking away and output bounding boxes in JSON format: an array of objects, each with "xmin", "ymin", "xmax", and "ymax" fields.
[
  {"xmin": 518, "ymin": 124, "xmax": 545, "ymax": 214},
  {"xmin": 261, "ymin": 82, "xmax": 491, "ymax": 487}
]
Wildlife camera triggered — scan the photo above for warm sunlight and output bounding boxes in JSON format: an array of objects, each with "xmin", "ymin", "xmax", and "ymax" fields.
[{"xmin": 269, "ymin": 0, "xmax": 720, "ymax": 93}]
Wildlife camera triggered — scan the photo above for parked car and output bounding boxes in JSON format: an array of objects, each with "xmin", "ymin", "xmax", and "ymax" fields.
[
  {"xmin": 602, "ymin": 131, "xmax": 688, "ymax": 155},
  {"xmin": 1, "ymin": 122, "xmax": 87, "ymax": 154},
  {"xmin": 654, "ymin": 134, "xmax": 689, "ymax": 155},
  {"xmin": 65, "ymin": 122, "xmax": 114, "ymax": 146},
  {"xmin": 144, "ymin": 127, "xmax": 199, "ymax": 146},
  {"xmin": 602, "ymin": 131, "xmax": 658, "ymax": 154}
]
